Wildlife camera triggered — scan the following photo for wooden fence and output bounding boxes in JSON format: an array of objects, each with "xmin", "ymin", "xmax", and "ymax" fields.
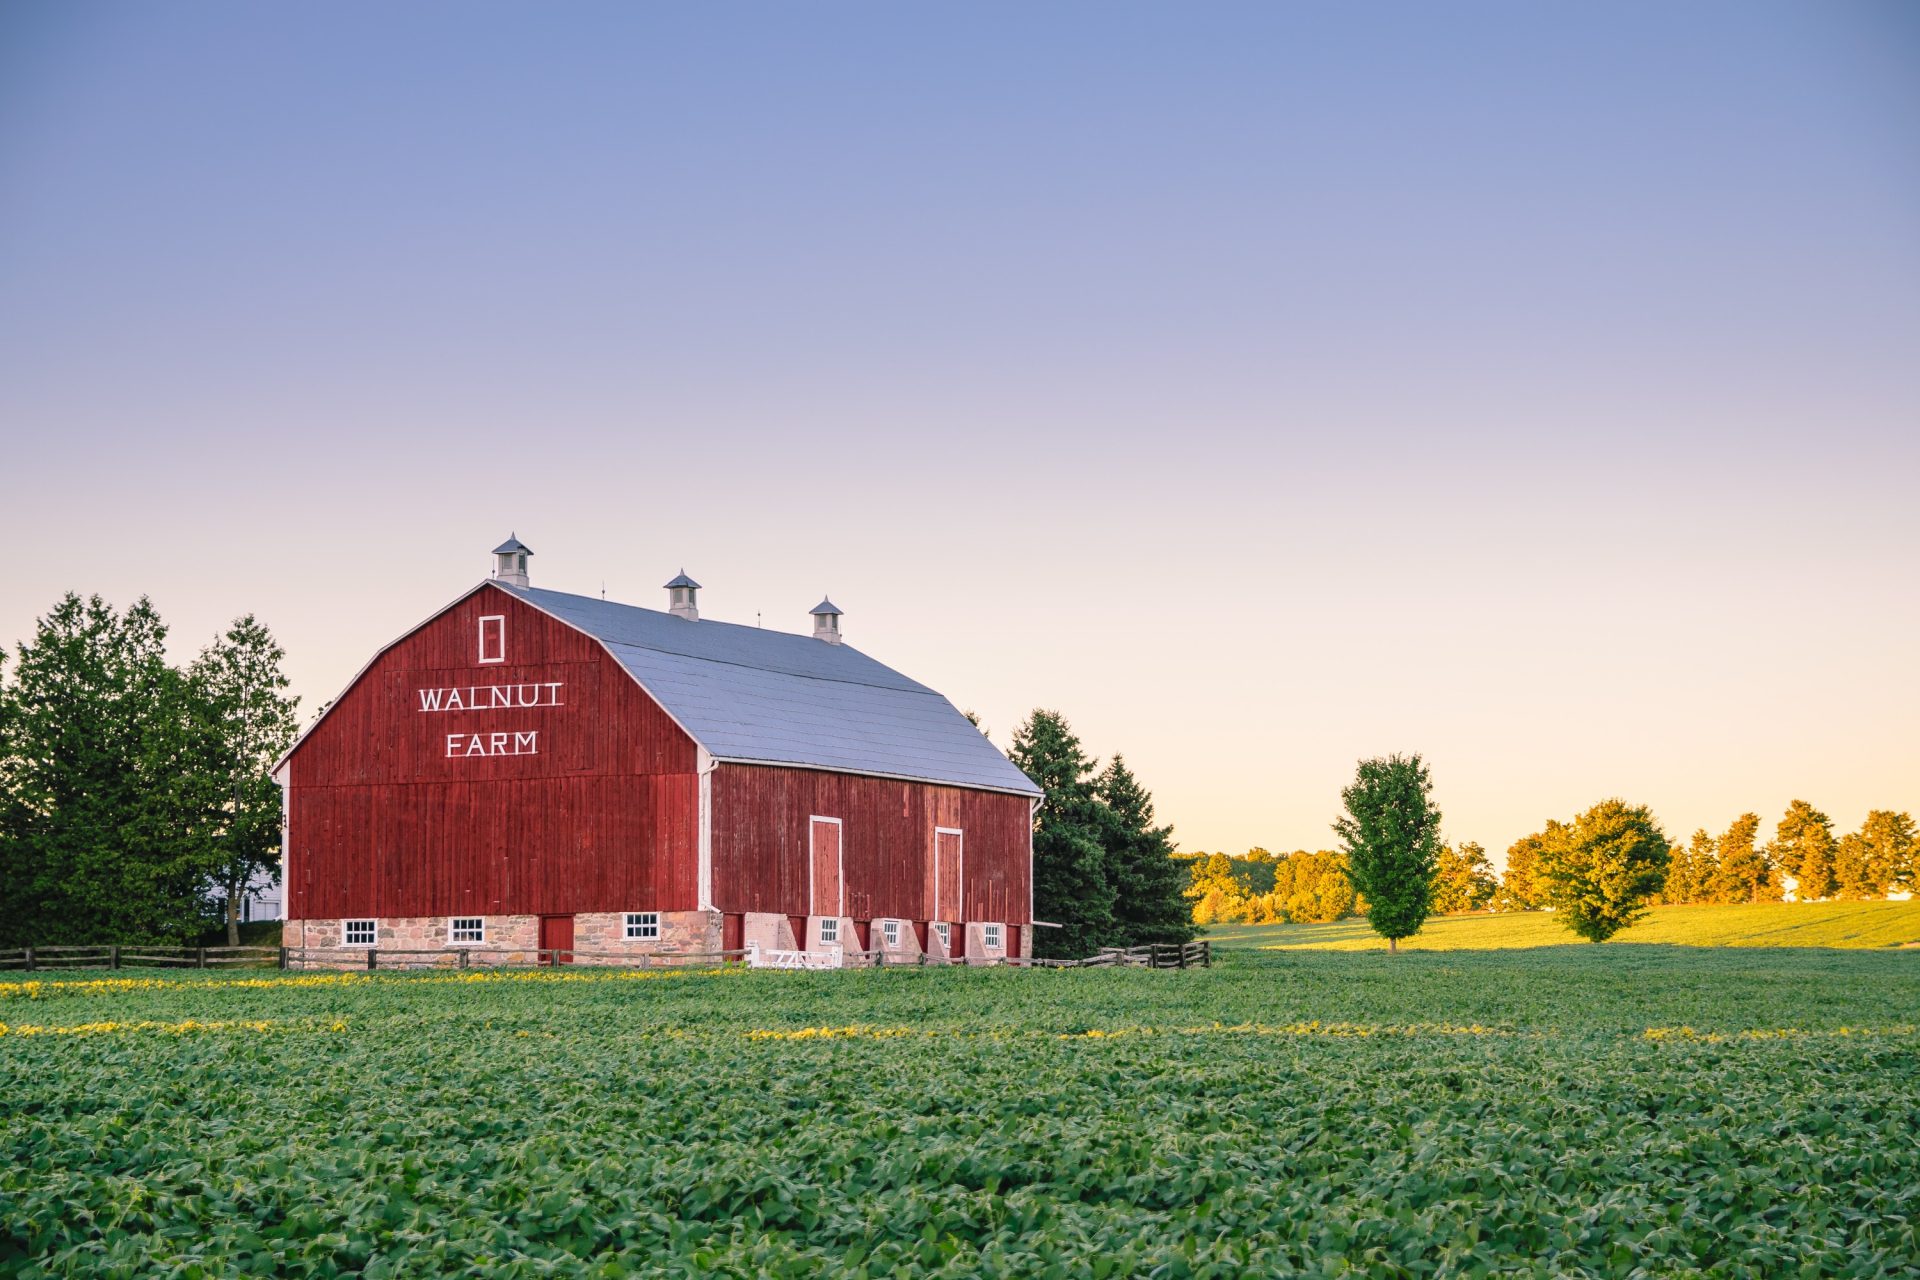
[
  {"xmin": 0, "ymin": 945, "xmax": 284, "ymax": 971},
  {"xmin": 0, "ymin": 938, "xmax": 1210, "ymax": 973}
]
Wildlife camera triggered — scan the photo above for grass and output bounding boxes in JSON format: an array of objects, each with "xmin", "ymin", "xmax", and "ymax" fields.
[
  {"xmin": 1205, "ymin": 898, "xmax": 1920, "ymax": 951},
  {"xmin": 3, "ymin": 947, "xmax": 1918, "ymax": 1276}
]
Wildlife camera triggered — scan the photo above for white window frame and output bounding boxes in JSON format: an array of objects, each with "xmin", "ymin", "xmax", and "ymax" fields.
[
  {"xmin": 882, "ymin": 919, "xmax": 900, "ymax": 948},
  {"xmin": 818, "ymin": 916, "xmax": 840, "ymax": 945},
  {"xmin": 477, "ymin": 615, "xmax": 506, "ymax": 665},
  {"xmin": 624, "ymin": 911, "xmax": 660, "ymax": 941},
  {"xmin": 984, "ymin": 923, "xmax": 1002, "ymax": 950},
  {"xmin": 448, "ymin": 916, "xmax": 485, "ymax": 944},
  {"xmin": 934, "ymin": 826, "xmax": 965, "ymax": 923},
  {"xmin": 808, "ymin": 815, "xmax": 844, "ymax": 918},
  {"xmin": 934, "ymin": 921, "xmax": 951, "ymax": 950},
  {"xmin": 343, "ymin": 919, "xmax": 377, "ymax": 947}
]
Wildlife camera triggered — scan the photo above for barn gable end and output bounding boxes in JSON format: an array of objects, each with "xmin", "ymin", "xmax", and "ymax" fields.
[{"xmin": 284, "ymin": 584, "xmax": 702, "ymax": 922}]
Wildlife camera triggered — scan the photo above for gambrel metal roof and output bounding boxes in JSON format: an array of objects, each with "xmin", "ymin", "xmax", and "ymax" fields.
[{"xmin": 502, "ymin": 585, "xmax": 1041, "ymax": 797}]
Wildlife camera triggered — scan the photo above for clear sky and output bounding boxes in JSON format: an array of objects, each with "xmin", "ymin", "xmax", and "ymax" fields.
[{"xmin": 3, "ymin": 2, "xmax": 1916, "ymax": 862}]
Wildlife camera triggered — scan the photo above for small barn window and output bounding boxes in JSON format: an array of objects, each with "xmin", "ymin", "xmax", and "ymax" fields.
[
  {"xmin": 818, "ymin": 917, "xmax": 839, "ymax": 945},
  {"xmin": 882, "ymin": 919, "xmax": 900, "ymax": 948},
  {"xmin": 624, "ymin": 912, "xmax": 659, "ymax": 940},
  {"xmin": 477, "ymin": 615, "xmax": 505, "ymax": 664},
  {"xmin": 343, "ymin": 920, "xmax": 376, "ymax": 947},
  {"xmin": 934, "ymin": 921, "xmax": 951, "ymax": 949},
  {"xmin": 449, "ymin": 917, "xmax": 485, "ymax": 944},
  {"xmin": 984, "ymin": 923, "xmax": 1002, "ymax": 950}
]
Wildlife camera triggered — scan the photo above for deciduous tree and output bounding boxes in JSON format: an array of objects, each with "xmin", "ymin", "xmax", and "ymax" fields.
[
  {"xmin": 1496, "ymin": 827, "xmax": 1556, "ymax": 911},
  {"xmin": 1711, "ymin": 813, "xmax": 1773, "ymax": 904},
  {"xmin": 188, "ymin": 616, "xmax": 300, "ymax": 945},
  {"xmin": 1333, "ymin": 753, "xmax": 1442, "ymax": 952},
  {"xmin": 1538, "ymin": 799, "xmax": 1671, "ymax": 942},
  {"xmin": 1768, "ymin": 800, "xmax": 1836, "ymax": 903},
  {"xmin": 1431, "ymin": 841, "xmax": 1497, "ymax": 914},
  {"xmin": 1661, "ymin": 829, "xmax": 1716, "ymax": 905}
]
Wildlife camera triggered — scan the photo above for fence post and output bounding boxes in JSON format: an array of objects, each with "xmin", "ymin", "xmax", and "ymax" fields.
[
  {"xmin": 110, "ymin": 945, "xmax": 121, "ymax": 971},
  {"xmin": 23, "ymin": 947, "xmax": 34, "ymax": 973},
  {"xmin": 459, "ymin": 949, "xmax": 470, "ymax": 970},
  {"xmin": 1177, "ymin": 942, "xmax": 1187, "ymax": 969},
  {"xmin": 278, "ymin": 946, "xmax": 288, "ymax": 970},
  {"xmin": 1202, "ymin": 941, "xmax": 1211, "ymax": 968},
  {"xmin": 196, "ymin": 947, "xmax": 207, "ymax": 969},
  {"xmin": 367, "ymin": 948, "xmax": 378, "ymax": 971}
]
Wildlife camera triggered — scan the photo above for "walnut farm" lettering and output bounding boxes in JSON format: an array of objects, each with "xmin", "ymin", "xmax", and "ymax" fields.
[
  {"xmin": 416, "ymin": 682, "xmax": 564, "ymax": 758},
  {"xmin": 445, "ymin": 730, "xmax": 539, "ymax": 758},
  {"xmin": 417, "ymin": 683, "xmax": 564, "ymax": 711}
]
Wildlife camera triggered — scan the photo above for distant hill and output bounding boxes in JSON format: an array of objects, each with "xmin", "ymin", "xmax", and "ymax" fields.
[{"xmin": 1206, "ymin": 900, "xmax": 1920, "ymax": 951}]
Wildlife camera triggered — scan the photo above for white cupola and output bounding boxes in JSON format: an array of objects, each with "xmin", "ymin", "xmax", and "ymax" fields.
[
  {"xmin": 810, "ymin": 597, "xmax": 843, "ymax": 644},
  {"xmin": 492, "ymin": 534, "xmax": 532, "ymax": 587},
  {"xmin": 664, "ymin": 570, "xmax": 701, "ymax": 621}
]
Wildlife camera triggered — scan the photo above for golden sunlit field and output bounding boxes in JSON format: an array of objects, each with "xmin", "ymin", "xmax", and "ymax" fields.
[{"xmin": 1205, "ymin": 899, "xmax": 1920, "ymax": 951}]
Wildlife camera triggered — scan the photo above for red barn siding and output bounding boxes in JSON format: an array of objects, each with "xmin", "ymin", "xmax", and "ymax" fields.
[
  {"xmin": 286, "ymin": 584, "xmax": 700, "ymax": 919},
  {"xmin": 709, "ymin": 764, "xmax": 1033, "ymax": 924}
]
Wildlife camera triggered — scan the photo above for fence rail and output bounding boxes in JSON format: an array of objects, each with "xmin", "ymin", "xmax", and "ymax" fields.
[{"xmin": 0, "ymin": 937, "xmax": 1209, "ymax": 973}]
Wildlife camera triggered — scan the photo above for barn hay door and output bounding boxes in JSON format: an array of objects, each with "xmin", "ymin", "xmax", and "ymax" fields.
[
  {"xmin": 809, "ymin": 816, "xmax": 843, "ymax": 947},
  {"xmin": 933, "ymin": 827, "xmax": 964, "ymax": 927}
]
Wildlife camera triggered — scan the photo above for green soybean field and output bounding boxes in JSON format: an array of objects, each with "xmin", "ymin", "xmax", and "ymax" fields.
[{"xmin": 4, "ymin": 947, "xmax": 1918, "ymax": 1278}]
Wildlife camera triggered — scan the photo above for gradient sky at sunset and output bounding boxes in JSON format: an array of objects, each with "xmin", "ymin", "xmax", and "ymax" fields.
[{"xmin": 4, "ymin": 2, "xmax": 1916, "ymax": 860}]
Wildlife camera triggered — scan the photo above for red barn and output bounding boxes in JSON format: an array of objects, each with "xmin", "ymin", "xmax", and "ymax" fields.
[{"xmin": 275, "ymin": 537, "xmax": 1041, "ymax": 964}]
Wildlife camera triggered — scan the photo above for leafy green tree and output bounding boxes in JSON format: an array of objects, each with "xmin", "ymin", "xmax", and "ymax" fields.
[
  {"xmin": 1094, "ymin": 754, "xmax": 1196, "ymax": 947},
  {"xmin": 1538, "ymin": 799, "xmax": 1671, "ymax": 942},
  {"xmin": 1008, "ymin": 710, "xmax": 1115, "ymax": 958},
  {"xmin": 1710, "ymin": 813, "xmax": 1773, "ymax": 904},
  {"xmin": 1184, "ymin": 852, "xmax": 1251, "ymax": 925},
  {"xmin": 1268, "ymin": 850, "xmax": 1356, "ymax": 923},
  {"xmin": 1496, "ymin": 827, "xmax": 1556, "ymax": 911},
  {"xmin": 0, "ymin": 594, "xmax": 224, "ymax": 946},
  {"xmin": 1768, "ymin": 800, "xmax": 1836, "ymax": 903},
  {"xmin": 189, "ymin": 616, "xmax": 300, "ymax": 944},
  {"xmin": 1431, "ymin": 841, "xmax": 1497, "ymax": 914},
  {"xmin": 1333, "ymin": 753, "xmax": 1442, "ymax": 952}
]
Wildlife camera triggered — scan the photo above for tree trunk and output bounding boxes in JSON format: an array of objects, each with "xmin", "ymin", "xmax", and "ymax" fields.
[
  {"xmin": 226, "ymin": 872, "xmax": 242, "ymax": 946},
  {"xmin": 1388, "ymin": 936, "xmax": 1397, "ymax": 954}
]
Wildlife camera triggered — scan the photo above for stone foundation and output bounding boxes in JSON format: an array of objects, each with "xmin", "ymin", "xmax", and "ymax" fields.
[
  {"xmin": 286, "ymin": 910, "xmax": 722, "ymax": 969},
  {"xmin": 286, "ymin": 910, "xmax": 1029, "ymax": 969}
]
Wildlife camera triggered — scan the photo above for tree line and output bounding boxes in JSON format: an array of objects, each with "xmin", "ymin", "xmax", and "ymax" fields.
[
  {"xmin": 0, "ymin": 594, "xmax": 298, "ymax": 947},
  {"xmin": 1156, "ymin": 758, "xmax": 1917, "ymax": 950},
  {"xmin": 1335, "ymin": 755, "xmax": 1917, "ymax": 948}
]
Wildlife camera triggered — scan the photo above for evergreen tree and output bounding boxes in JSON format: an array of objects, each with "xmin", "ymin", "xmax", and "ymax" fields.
[
  {"xmin": 1769, "ymin": 800, "xmax": 1836, "ymax": 902},
  {"xmin": 1711, "ymin": 813, "xmax": 1773, "ymax": 903},
  {"xmin": 1333, "ymin": 753, "xmax": 1442, "ymax": 952},
  {"xmin": 1007, "ymin": 710, "xmax": 1115, "ymax": 958},
  {"xmin": 1538, "ymin": 798, "xmax": 1671, "ymax": 942},
  {"xmin": 1094, "ymin": 754, "xmax": 1196, "ymax": 947},
  {"xmin": 188, "ymin": 616, "xmax": 300, "ymax": 944},
  {"xmin": 0, "ymin": 594, "xmax": 223, "ymax": 946},
  {"xmin": 1496, "ymin": 827, "xmax": 1556, "ymax": 911},
  {"xmin": 1430, "ymin": 841, "xmax": 1497, "ymax": 914}
]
